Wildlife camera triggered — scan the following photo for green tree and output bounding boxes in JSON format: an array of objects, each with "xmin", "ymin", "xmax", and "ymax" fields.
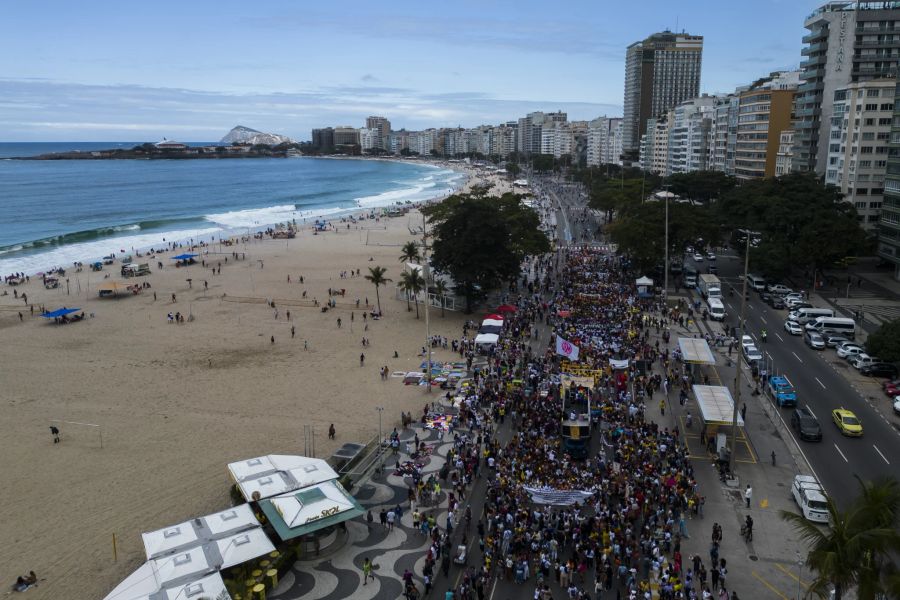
[
  {"xmin": 399, "ymin": 268, "xmax": 425, "ymax": 317},
  {"xmin": 666, "ymin": 171, "xmax": 736, "ymax": 203},
  {"xmin": 717, "ymin": 173, "xmax": 866, "ymax": 278},
  {"xmin": 505, "ymin": 163, "xmax": 521, "ymax": 178},
  {"xmin": 364, "ymin": 266, "xmax": 392, "ymax": 314},
  {"xmin": 531, "ymin": 154, "xmax": 555, "ymax": 173},
  {"xmin": 864, "ymin": 318, "xmax": 900, "ymax": 363},
  {"xmin": 399, "ymin": 241, "xmax": 421, "ymax": 264},
  {"xmin": 780, "ymin": 476, "xmax": 900, "ymax": 600},
  {"xmin": 423, "ymin": 190, "xmax": 550, "ymax": 312},
  {"xmin": 433, "ymin": 279, "xmax": 449, "ymax": 317}
]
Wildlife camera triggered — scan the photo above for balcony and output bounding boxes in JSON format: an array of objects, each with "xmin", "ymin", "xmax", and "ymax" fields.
[
  {"xmin": 801, "ymin": 55, "xmax": 827, "ymax": 69},
  {"xmin": 802, "ymin": 67, "xmax": 826, "ymax": 80},
  {"xmin": 795, "ymin": 107, "xmax": 822, "ymax": 118},
  {"xmin": 801, "ymin": 42, "xmax": 827, "ymax": 55},
  {"xmin": 802, "ymin": 29, "xmax": 827, "ymax": 44},
  {"xmin": 855, "ymin": 67, "xmax": 897, "ymax": 76},
  {"xmin": 798, "ymin": 81, "xmax": 823, "ymax": 94},
  {"xmin": 856, "ymin": 39, "xmax": 900, "ymax": 48}
]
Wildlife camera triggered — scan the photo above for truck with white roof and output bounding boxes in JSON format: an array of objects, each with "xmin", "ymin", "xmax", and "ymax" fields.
[{"xmin": 698, "ymin": 274, "xmax": 721, "ymax": 299}]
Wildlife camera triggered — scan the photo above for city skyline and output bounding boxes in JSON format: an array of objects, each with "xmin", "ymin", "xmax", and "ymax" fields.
[{"xmin": 1, "ymin": 0, "xmax": 823, "ymax": 141}]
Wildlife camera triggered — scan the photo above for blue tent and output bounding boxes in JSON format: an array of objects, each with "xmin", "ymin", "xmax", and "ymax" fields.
[
  {"xmin": 171, "ymin": 253, "xmax": 198, "ymax": 260},
  {"xmin": 41, "ymin": 307, "xmax": 81, "ymax": 318}
]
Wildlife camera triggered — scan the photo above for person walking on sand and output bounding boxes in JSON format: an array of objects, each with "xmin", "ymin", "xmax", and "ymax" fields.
[
  {"xmin": 337, "ymin": 317, "xmax": 342, "ymax": 328},
  {"xmin": 291, "ymin": 325, "xmax": 295, "ymax": 338},
  {"xmin": 328, "ymin": 424, "xmax": 336, "ymax": 439},
  {"xmin": 360, "ymin": 353, "xmax": 365, "ymax": 367},
  {"xmin": 49, "ymin": 425, "xmax": 60, "ymax": 444}
]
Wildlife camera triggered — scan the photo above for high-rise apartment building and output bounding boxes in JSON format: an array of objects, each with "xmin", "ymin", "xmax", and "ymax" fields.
[
  {"xmin": 623, "ymin": 31, "xmax": 704, "ymax": 155},
  {"xmin": 707, "ymin": 95, "xmax": 740, "ymax": 174},
  {"xmin": 311, "ymin": 127, "xmax": 334, "ymax": 151},
  {"xmin": 793, "ymin": 1, "xmax": 900, "ymax": 174},
  {"xmin": 517, "ymin": 111, "xmax": 567, "ymax": 154},
  {"xmin": 824, "ymin": 79, "xmax": 895, "ymax": 230},
  {"xmin": 733, "ymin": 71, "xmax": 801, "ymax": 180},
  {"xmin": 880, "ymin": 80, "xmax": 900, "ymax": 279},
  {"xmin": 365, "ymin": 116, "xmax": 392, "ymax": 151},
  {"xmin": 586, "ymin": 117, "xmax": 624, "ymax": 166},
  {"xmin": 640, "ymin": 113, "xmax": 674, "ymax": 175},
  {"xmin": 332, "ymin": 126, "xmax": 360, "ymax": 147},
  {"xmin": 775, "ymin": 130, "xmax": 795, "ymax": 176},
  {"xmin": 667, "ymin": 96, "xmax": 716, "ymax": 175}
]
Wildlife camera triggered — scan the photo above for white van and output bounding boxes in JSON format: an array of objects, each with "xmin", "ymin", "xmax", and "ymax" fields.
[
  {"xmin": 791, "ymin": 475, "xmax": 830, "ymax": 524},
  {"xmin": 707, "ymin": 298, "xmax": 726, "ymax": 321},
  {"xmin": 806, "ymin": 316, "xmax": 855, "ymax": 338},
  {"xmin": 746, "ymin": 273, "xmax": 767, "ymax": 292},
  {"xmin": 790, "ymin": 307, "xmax": 834, "ymax": 325}
]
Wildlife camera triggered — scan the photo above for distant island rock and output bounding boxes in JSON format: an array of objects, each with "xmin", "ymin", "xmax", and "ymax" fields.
[{"xmin": 220, "ymin": 125, "xmax": 296, "ymax": 146}]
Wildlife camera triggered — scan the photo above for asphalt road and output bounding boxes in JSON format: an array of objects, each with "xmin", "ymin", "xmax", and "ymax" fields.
[{"xmin": 709, "ymin": 253, "xmax": 899, "ymax": 508}]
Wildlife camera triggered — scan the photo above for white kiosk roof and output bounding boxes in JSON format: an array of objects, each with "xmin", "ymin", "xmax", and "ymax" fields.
[
  {"xmin": 142, "ymin": 503, "xmax": 266, "ymax": 560},
  {"xmin": 103, "ymin": 561, "xmax": 232, "ymax": 600},
  {"xmin": 228, "ymin": 454, "xmax": 338, "ymax": 501},
  {"xmin": 678, "ymin": 337, "xmax": 716, "ymax": 365},
  {"xmin": 693, "ymin": 385, "xmax": 745, "ymax": 427}
]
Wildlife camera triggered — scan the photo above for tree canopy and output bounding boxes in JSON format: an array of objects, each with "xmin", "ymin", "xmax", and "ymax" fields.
[
  {"xmin": 665, "ymin": 171, "xmax": 737, "ymax": 203},
  {"xmin": 864, "ymin": 318, "xmax": 900, "ymax": 363},
  {"xmin": 717, "ymin": 173, "xmax": 867, "ymax": 278},
  {"xmin": 423, "ymin": 190, "xmax": 550, "ymax": 312}
]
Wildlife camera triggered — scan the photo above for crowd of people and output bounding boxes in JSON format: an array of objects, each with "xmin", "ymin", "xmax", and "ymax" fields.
[{"xmin": 394, "ymin": 245, "xmax": 741, "ymax": 600}]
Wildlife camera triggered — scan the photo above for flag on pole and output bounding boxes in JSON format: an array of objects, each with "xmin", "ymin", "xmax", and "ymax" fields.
[{"xmin": 555, "ymin": 336, "xmax": 579, "ymax": 361}]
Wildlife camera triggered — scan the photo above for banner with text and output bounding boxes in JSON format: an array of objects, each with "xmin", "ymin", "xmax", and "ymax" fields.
[{"xmin": 524, "ymin": 486, "xmax": 595, "ymax": 506}]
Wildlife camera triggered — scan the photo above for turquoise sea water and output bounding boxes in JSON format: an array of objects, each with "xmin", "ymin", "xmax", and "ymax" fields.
[{"xmin": 0, "ymin": 143, "xmax": 463, "ymax": 274}]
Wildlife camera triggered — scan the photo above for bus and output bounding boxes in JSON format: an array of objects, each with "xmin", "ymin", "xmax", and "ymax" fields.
[
  {"xmin": 790, "ymin": 307, "xmax": 834, "ymax": 325},
  {"xmin": 806, "ymin": 316, "xmax": 855, "ymax": 338}
]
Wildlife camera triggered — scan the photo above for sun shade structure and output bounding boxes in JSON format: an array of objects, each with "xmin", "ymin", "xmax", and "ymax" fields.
[
  {"xmin": 171, "ymin": 253, "xmax": 198, "ymax": 260},
  {"xmin": 474, "ymin": 333, "xmax": 499, "ymax": 345},
  {"xmin": 692, "ymin": 385, "xmax": 745, "ymax": 427},
  {"xmin": 40, "ymin": 307, "xmax": 81, "ymax": 318},
  {"xmin": 259, "ymin": 479, "xmax": 364, "ymax": 541},
  {"xmin": 678, "ymin": 337, "xmax": 716, "ymax": 365},
  {"xmin": 103, "ymin": 564, "xmax": 232, "ymax": 600},
  {"xmin": 227, "ymin": 455, "xmax": 339, "ymax": 502}
]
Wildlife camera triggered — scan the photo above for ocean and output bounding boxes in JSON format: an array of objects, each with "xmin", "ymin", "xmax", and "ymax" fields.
[{"xmin": 0, "ymin": 143, "xmax": 465, "ymax": 274}]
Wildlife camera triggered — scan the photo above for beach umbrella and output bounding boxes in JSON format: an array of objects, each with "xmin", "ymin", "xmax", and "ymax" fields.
[{"xmin": 496, "ymin": 304, "xmax": 518, "ymax": 314}]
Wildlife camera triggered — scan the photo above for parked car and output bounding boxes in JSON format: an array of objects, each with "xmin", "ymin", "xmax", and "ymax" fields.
[
  {"xmin": 894, "ymin": 397, "xmax": 900, "ymax": 415},
  {"xmin": 786, "ymin": 297, "xmax": 809, "ymax": 309},
  {"xmin": 791, "ymin": 475, "xmax": 830, "ymax": 523},
  {"xmin": 767, "ymin": 284, "xmax": 792, "ymax": 295},
  {"xmin": 836, "ymin": 343, "xmax": 864, "ymax": 359},
  {"xmin": 860, "ymin": 363, "xmax": 899, "ymax": 378},
  {"xmin": 785, "ymin": 292, "xmax": 804, "ymax": 303},
  {"xmin": 707, "ymin": 252, "xmax": 717, "ymax": 261},
  {"xmin": 832, "ymin": 408, "xmax": 863, "ymax": 436},
  {"xmin": 770, "ymin": 296, "xmax": 787, "ymax": 310},
  {"xmin": 743, "ymin": 344, "xmax": 763, "ymax": 364},
  {"xmin": 707, "ymin": 264, "xmax": 718, "ymax": 274},
  {"xmin": 741, "ymin": 335, "xmax": 755, "ymax": 352},
  {"xmin": 693, "ymin": 253, "xmax": 704, "ymax": 262},
  {"xmin": 883, "ymin": 380, "xmax": 900, "ymax": 396},
  {"xmin": 784, "ymin": 320, "xmax": 803, "ymax": 336},
  {"xmin": 804, "ymin": 331, "xmax": 825, "ymax": 350},
  {"xmin": 791, "ymin": 407, "xmax": 822, "ymax": 442},
  {"xmin": 850, "ymin": 354, "xmax": 878, "ymax": 370},
  {"xmin": 824, "ymin": 334, "xmax": 850, "ymax": 348}
]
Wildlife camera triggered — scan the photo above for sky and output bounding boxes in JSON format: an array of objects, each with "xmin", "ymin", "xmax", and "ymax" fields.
[{"xmin": 0, "ymin": 0, "xmax": 824, "ymax": 142}]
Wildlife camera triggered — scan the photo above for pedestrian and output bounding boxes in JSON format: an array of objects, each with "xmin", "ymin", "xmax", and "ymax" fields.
[
  {"xmin": 304, "ymin": 340, "xmax": 309, "ymax": 351},
  {"xmin": 366, "ymin": 510, "xmax": 374, "ymax": 530},
  {"xmin": 329, "ymin": 424, "xmax": 336, "ymax": 439},
  {"xmin": 362, "ymin": 557, "xmax": 373, "ymax": 585},
  {"xmin": 337, "ymin": 317, "xmax": 342, "ymax": 328},
  {"xmin": 771, "ymin": 451, "xmax": 776, "ymax": 466},
  {"xmin": 741, "ymin": 403, "xmax": 747, "ymax": 422},
  {"xmin": 744, "ymin": 484, "xmax": 752, "ymax": 508},
  {"xmin": 291, "ymin": 325, "xmax": 295, "ymax": 338},
  {"xmin": 360, "ymin": 353, "xmax": 365, "ymax": 367},
  {"xmin": 379, "ymin": 509, "xmax": 387, "ymax": 528},
  {"xmin": 387, "ymin": 509, "xmax": 396, "ymax": 531},
  {"xmin": 271, "ymin": 335, "xmax": 275, "ymax": 344},
  {"xmin": 49, "ymin": 425, "xmax": 60, "ymax": 444}
]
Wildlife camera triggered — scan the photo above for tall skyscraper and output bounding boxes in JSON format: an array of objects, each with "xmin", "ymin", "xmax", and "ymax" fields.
[
  {"xmin": 365, "ymin": 116, "xmax": 392, "ymax": 151},
  {"xmin": 793, "ymin": 1, "xmax": 900, "ymax": 174},
  {"xmin": 622, "ymin": 31, "xmax": 704, "ymax": 156}
]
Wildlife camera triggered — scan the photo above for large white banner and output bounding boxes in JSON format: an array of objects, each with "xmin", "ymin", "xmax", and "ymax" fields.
[
  {"xmin": 555, "ymin": 336, "xmax": 580, "ymax": 361},
  {"xmin": 524, "ymin": 486, "xmax": 594, "ymax": 506},
  {"xmin": 609, "ymin": 358, "xmax": 630, "ymax": 370}
]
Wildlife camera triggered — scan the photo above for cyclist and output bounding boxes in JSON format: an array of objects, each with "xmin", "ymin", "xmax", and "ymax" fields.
[{"xmin": 760, "ymin": 329, "xmax": 767, "ymax": 343}]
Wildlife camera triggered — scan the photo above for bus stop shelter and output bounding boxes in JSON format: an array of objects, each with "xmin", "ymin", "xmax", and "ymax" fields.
[
  {"xmin": 678, "ymin": 338, "xmax": 716, "ymax": 365},
  {"xmin": 692, "ymin": 384, "xmax": 744, "ymax": 453}
]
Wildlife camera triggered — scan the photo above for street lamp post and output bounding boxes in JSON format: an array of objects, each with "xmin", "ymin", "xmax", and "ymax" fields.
[
  {"xmin": 376, "ymin": 406, "xmax": 384, "ymax": 446},
  {"xmin": 729, "ymin": 230, "xmax": 752, "ymax": 475},
  {"xmin": 663, "ymin": 185, "xmax": 671, "ymax": 306},
  {"xmin": 797, "ymin": 552, "xmax": 803, "ymax": 600},
  {"xmin": 422, "ymin": 214, "xmax": 432, "ymax": 393}
]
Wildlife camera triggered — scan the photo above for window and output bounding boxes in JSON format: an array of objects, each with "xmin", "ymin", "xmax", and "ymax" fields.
[
  {"xmin": 862, "ymin": 146, "xmax": 874, "ymax": 154},
  {"xmin": 856, "ymin": 201, "xmax": 867, "ymax": 208},
  {"xmin": 866, "ymin": 103, "xmax": 879, "ymax": 111},
  {"xmin": 881, "ymin": 103, "xmax": 894, "ymax": 110},
  {"xmin": 862, "ymin": 132, "xmax": 875, "ymax": 140},
  {"xmin": 860, "ymin": 160, "xmax": 873, "ymax": 168},
  {"xmin": 870, "ymin": 201, "xmax": 882, "ymax": 208},
  {"xmin": 867, "ymin": 89, "xmax": 881, "ymax": 97},
  {"xmin": 858, "ymin": 188, "xmax": 869, "ymax": 195}
]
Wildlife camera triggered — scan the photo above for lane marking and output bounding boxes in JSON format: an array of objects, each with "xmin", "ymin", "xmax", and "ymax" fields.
[
  {"xmin": 873, "ymin": 445, "xmax": 890, "ymax": 465},
  {"xmin": 815, "ymin": 377, "xmax": 826, "ymax": 390},
  {"xmin": 775, "ymin": 333, "xmax": 784, "ymax": 342},
  {"xmin": 751, "ymin": 571, "xmax": 791, "ymax": 600},
  {"xmin": 834, "ymin": 444, "xmax": 849, "ymax": 463},
  {"xmin": 806, "ymin": 405, "xmax": 818, "ymax": 420},
  {"xmin": 792, "ymin": 352, "xmax": 804, "ymax": 363},
  {"xmin": 760, "ymin": 316, "xmax": 767, "ymax": 324},
  {"xmin": 774, "ymin": 563, "xmax": 810, "ymax": 589}
]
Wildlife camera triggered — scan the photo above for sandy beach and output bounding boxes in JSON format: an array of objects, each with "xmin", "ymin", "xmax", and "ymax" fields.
[{"xmin": 0, "ymin": 165, "xmax": 519, "ymax": 600}]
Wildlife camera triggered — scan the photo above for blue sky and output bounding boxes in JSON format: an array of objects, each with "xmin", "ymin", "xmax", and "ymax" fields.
[{"xmin": 0, "ymin": 0, "xmax": 822, "ymax": 141}]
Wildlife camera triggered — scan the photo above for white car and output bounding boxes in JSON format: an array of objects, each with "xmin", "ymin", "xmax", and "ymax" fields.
[
  {"xmin": 785, "ymin": 292, "xmax": 803, "ymax": 302},
  {"xmin": 893, "ymin": 397, "xmax": 900, "ymax": 415},
  {"xmin": 784, "ymin": 320, "xmax": 803, "ymax": 335},
  {"xmin": 837, "ymin": 345, "xmax": 865, "ymax": 359},
  {"xmin": 851, "ymin": 354, "xmax": 879, "ymax": 370},
  {"xmin": 741, "ymin": 335, "xmax": 755, "ymax": 352},
  {"xmin": 693, "ymin": 253, "xmax": 704, "ymax": 262},
  {"xmin": 767, "ymin": 284, "xmax": 792, "ymax": 295},
  {"xmin": 707, "ymin": 252, "xmax": 717, "ymax": 261},
  {"xmin": 743, "ymin": 344, "xmax": 763, "ymax": 363}
]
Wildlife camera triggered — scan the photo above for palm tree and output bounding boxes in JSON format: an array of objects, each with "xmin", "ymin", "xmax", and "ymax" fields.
[
  {"xmin": 780, "ymin": 476, "xmax": 900, "ymax": 600},
  {"xmin": 399, "ymin": 269, "xmax": 425, "ymax": 318},
  {"xmin": 399, "ymin": 241, "xmax": 421, "ymax": 264},
  {"xmin": 364, "ymin": 266, "xmax": 391, "ymax": 314},
  {"xmin": 433, "ymin": 279, "xmax": 449, "ymax": 317}
]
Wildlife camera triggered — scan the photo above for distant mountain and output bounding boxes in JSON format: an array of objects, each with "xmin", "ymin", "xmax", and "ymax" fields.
[{"xmin": 220, "ymin": 125, "xmax": 295, "ymax": 146}]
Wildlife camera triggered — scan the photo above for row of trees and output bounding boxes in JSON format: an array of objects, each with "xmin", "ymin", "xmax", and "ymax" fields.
[{"xmin": 588, "ymin": 170, "xmax": 869, "ymax": 279}]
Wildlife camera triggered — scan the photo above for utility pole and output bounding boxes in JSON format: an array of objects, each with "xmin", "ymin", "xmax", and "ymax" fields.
[
  {"xmin": 422, "ymin": 213, "xmax": 433, "ymax": 393},
  {"xmin": 663, "ymin": 184, "xmax": 671, "ymax": 305},
  {"xmin": 729, "ymin": 231, "xmax": 752, "ymax": 475}
]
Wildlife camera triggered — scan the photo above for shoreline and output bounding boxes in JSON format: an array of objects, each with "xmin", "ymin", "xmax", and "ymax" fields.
[{"xmin": 1, "ymin": 157, "xmax": 477, "ymax": 277}]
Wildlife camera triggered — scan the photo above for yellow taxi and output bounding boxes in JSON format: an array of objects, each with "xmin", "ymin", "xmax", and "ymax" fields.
[{"xmin": 832, "ymin": 408, "xmax": 863, "ymax": 437}]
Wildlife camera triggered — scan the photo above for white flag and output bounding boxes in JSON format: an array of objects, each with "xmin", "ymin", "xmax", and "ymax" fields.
[{"xmin": 556, "ymin": 336, "xmax": 579, "ymax": 361}]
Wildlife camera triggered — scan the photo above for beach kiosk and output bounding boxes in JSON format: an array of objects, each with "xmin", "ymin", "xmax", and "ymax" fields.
[
  {"xmin": 635, "ymin": 276, "xmax": 654, "ymax": 298},
  {"xmin": 692, "ymin": 384, "xmax": 745, "ymax": 459}
]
